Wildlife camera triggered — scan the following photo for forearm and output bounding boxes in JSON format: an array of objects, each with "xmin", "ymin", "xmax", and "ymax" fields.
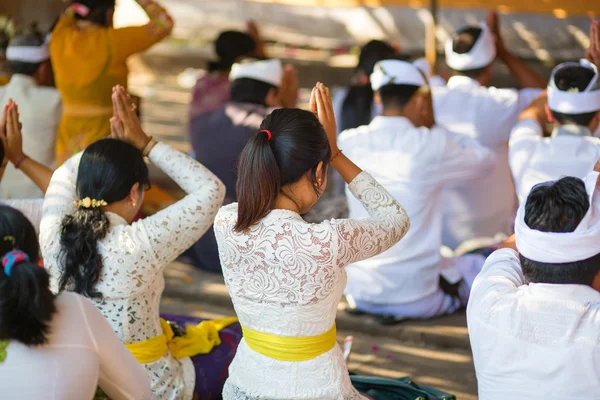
[
  {"xmin": 136, "ymin": 0, "xmax": 174, "ymax": 36},
  {"xmin": 17, "ymin": 158, "xmax": 53, "ymax": 194},
  {"xmin": 498, "ymin": 49, "xmax": 546, "ymax": 89},
  {"xmin": 331, "ymin": 152, "xmax": 362, "ymax": 185},
  {"xmin": 518, "ymin": 92, "xmax": 548, "ymax": 127}
]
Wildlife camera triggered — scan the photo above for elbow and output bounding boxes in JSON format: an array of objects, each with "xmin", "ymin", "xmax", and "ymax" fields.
[{"xmin": 213, "ymin": 177, "xmax": 226, "ymax": 207}]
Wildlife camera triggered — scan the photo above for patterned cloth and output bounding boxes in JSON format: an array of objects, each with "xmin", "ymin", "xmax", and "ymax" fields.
[
  {"xmin": 161, "ymin": 314, "xmax": 242, "ymax": 400},
  {"xmin": 214, "ymin": 171, "xmax": 410, "ymax": 399},
  {"xmin": 40, "ymin": 143, "xmax": 226, "ymax": 400},
  {"xmin": 189, "ymin": 72, "xmax": 231, "ymax": 122}
]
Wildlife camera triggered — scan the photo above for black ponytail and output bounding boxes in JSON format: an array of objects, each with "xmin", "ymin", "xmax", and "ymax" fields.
[
  {"xmin": 58, "ymin": 139, "xmax": 149, "ymax": 298},
  {"xmin": 71, "ymin": 0, "xmax": 116, "ymax": 27},
  {"xmin": 235, "ymin": 108, "xmax": 331, "ymax": 232},
  {"xmin": 0, "ymin": 206, "xmax": 56, "ymax": 346},
  {"xmin": 340, "ymin": 40, "xmax": 397, "ymax": 132}
]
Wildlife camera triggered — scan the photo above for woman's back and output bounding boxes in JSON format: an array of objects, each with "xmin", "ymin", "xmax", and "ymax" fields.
[{"xmin": 0, "ymin": 292, "xmax": 150, "ymax": 400}]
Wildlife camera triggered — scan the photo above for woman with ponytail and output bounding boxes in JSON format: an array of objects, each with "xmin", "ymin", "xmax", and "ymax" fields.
[
  {"xmin": 50, "ymin": 0, "xmax": 174, "ymax": 165},
  {"xmin": 40, "ymin": 86, "xmax": 238, "ymax": 400},
  {"xmin": 0, "ymin": 205, "xmax": 150, "ymax": 399},
  {"xmin": 214, "ymin": 83, "xmax": 411, "ymax": 399}
]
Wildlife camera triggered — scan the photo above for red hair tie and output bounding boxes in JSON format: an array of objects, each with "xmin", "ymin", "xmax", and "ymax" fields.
[{"xmin": 262, "ymin": 130, "xmax": 273, "ymax": 141}]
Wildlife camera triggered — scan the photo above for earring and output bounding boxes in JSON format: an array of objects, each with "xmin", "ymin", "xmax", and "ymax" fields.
[{"xmin": 132, "ymin": 202, "xmax": 137, "ymax": 207}]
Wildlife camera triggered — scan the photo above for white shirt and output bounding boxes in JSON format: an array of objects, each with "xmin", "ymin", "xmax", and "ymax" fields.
[
  {"xmin": 0, "ymin": 198, "xmax": 43, "ymax": 232},
  {"xmin": 214, "ymin": 172, "xmax": 410, "ymax": 400},
  {"xmin": 467, "ymin": 248, "xmax": 600, "ymax": 400},
  {"xmin": 433, "ymin": 76, "xmax": 542, "ymax": 248},
  {"xmin": 0, "ymin": 74, "xmax": 61, "ymax": 198},
  {"xmin": 509, "ymin": 119, "xmax": 600, "ymax": 204},
  {"xmin": 40, "ymin": 143, "xmax": 226, "ymax": 400},
  {"xmin": 339, "ymin": 116, "xmax": 493, "ymax": 305},
  {"xmin": 0, "ymin": 292, "xmax": 150, "ymax": 400}
]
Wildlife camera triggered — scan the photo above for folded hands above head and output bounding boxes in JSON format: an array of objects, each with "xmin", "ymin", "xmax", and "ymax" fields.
[{"xmin": 110, "ymin": 85, "xmax": 157, "ymax": 157}]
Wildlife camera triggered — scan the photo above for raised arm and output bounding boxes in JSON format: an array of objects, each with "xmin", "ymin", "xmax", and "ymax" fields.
[
  {"xmin": 76, "ymin": 294, "xmax": 151, "ymax": 400},
  {"xmin": 111, "ymin": 0, "xmax": 174, "ymax": 61},
  {"xmin": 487, "ymin": 11, "xmax": 546, "ymax": 89},
  {"xmin": 1, "ymin": 100, "xmax": 54, "ymax": 193},
  {"xmin": 111, "ymin": 86, "xmax": 225, "ymax": 267}
]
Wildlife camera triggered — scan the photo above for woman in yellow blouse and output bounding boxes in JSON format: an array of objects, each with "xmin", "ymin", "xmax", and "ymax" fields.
[{"xmin": 50, "ymin": 0, "xmax": 173, "ymax": 165}]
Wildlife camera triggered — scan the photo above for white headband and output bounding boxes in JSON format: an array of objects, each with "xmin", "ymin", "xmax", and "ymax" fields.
[
  {"xmin": 445, "ymin": 23, "xmax": 496, "ymax": 71},
  {"xmin": 371, "ymin": 59, "xmax": 428, "ymax": 91},
  {"xmin": 515, "ymin": 171, "xmax": 600, "ymax": 263},
  {"xmin": 6, "ymin": 45, "xmax": 50, "ymax": 63},
  {"xmin": 547, "ymin": 59, "xmax": 600, "ymax": 114},
  {"xmin": 230, "ymin": 59, "xmax": 283, "ymax": 87}
]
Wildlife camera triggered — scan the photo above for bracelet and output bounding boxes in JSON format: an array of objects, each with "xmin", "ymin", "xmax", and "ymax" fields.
[
  {"xmin": 14, "ymin": 155, "xmax": 29, "ymax": 170},
  {"xmin": 331, "ymin": 149, "xmax": 343, "ymax": 162},
  {"xmin": 142, "ymin": 137, "xmax": 158, "ymax": 158}
]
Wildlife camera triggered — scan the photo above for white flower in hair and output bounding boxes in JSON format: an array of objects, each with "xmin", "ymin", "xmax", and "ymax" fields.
[{"xmin": 567, "ymin": 87, "xmax": 580, "ymax": 93}]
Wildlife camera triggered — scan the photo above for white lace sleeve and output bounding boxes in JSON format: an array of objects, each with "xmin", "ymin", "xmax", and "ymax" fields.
[
  {"xmin": 332, "ymin": 171, "xmax": 410, "ymax": 267},
  {"xmin": 141, "ymin": 142, "xmax": 226, "ymax": 266}
]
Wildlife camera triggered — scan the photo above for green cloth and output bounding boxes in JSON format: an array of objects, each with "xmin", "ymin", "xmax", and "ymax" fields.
[
  {"xmin": 0, "ymin": 340, "xmax": 8, "ymax": 363},
  {"xmin": 351, "ymin": 375, "xmax": 456, "ymax": 400}
]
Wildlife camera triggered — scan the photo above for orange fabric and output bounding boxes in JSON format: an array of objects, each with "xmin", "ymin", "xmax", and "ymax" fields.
[{"xmin": 50, "ymin": 13, "xmax": 170, "ymax": 165}]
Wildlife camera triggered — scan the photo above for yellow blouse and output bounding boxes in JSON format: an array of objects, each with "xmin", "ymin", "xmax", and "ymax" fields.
[{"xmin": 50, "ymin": 6, "xmax": 172, "ymax": 165}]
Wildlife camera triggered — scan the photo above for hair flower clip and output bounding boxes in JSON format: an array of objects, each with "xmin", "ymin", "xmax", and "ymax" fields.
[{"xmin": 73, "ymin": 197, "xmax": 108, "ymax": 209}]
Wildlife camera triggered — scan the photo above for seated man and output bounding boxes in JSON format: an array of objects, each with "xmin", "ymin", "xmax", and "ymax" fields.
[
  {"xmin": 339, "ymin": 60, "xmax": 494, "ymax": 321},
  {"xmin": 433, "ymin": 11, "xmax": 545, "ymax": 249},
  {"xmin": 509, "ymin": 58, "xmax": 600, "ymax": 204},
  {"xmin": 188, "ymin": 58, "xmax": 289, "ymax": 272},
  {"xmin": 0, "ymin": 32, "xmax": 61, "ymax": 198},
  {"xmin": 468, "ymin": 170, "xmax": 600, "ymax": 399}
]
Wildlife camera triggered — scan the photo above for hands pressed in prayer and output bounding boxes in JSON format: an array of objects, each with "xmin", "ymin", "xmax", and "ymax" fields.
[
  {"xmin": 586, "ymin": 20, "xmax": 600, "ymax": 68},
  {"xmin": 486, "ymin": 10, "xmax": 506, "ymax": 55},
  {"xmin": 309, "ymin": 82, "xmax": 362, "ymax": 184},
  {"xmin": 111, "ymin": 86, "xmax": 152, "ymax": 152},
  {"xmin": 1, "ymin": 100, "xmax": 25, "ymax": 166},
  {"xmin": 247, "ymin": 20, "xmax": 267, "ymax": 59},
  {"xmin": 279, "ymin": 64, "xmax": 299, "ymax": 108}
]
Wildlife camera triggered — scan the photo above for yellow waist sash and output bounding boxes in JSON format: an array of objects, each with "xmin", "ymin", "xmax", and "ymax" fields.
[
  {"xmin": 126, "ymin": 317, "xmax": 238, "ymax": 364},
  {"xmin": 242, "ymin": 324, "xmax": 337, "ymax": 362}
]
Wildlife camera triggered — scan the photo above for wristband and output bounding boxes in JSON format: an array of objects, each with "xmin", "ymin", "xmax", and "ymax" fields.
[
  {"xmin": 142, "ymin": 138, "xmax": 158, "ymax": 158},
  {"xmin": 14, "ymin": 155, "xmax": 29, "ymax": 170},
  {"xmin": 331, "ymin": 149, "xmax": 343, "ymax": 162}
]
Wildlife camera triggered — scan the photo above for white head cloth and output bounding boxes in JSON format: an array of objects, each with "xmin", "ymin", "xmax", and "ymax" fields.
[
  {"xmin": 547, "ymin": 59, "xmax": 600, "ymax": 114},
  {"xmin": 515, "ymin": 171, "xmax": 600, "ymax": 263},
  {"xmin": 445, "ymin": 23, "xmax": 496, "ymax": 71},
  {"xmin": 370, "ymin": 59, "xmax": 428, "ymax": 91},
  {"xmin": 230, "ymin": 59, "xmax": 283, "ymax": 87},
  {"xmin": 6, "ymin": 44, "xmax": 50, "ymax": 63}
]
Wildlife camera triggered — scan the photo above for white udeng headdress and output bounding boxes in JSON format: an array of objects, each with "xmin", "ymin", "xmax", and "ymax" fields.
[
  {"xmin": 547, "ymin": 59, "xmax": 600, "ymax": 114},
  {"xmin": 229, "ymin": 59, "xmax": 283, "ymax": 87},
  {"xmin": 515, "ymin": 171, "xmax": 600, "ymax": 263},
  {"xmin": 445, "ymin": 23, "xmax": 496, "ymax": 71},
  {"xmin": 370, "ymin": 59, "xmax": 428, "ymax": 91},
  {"xmin": 6, "ymin": 43, "xmax": 49, "ymax": 63}
]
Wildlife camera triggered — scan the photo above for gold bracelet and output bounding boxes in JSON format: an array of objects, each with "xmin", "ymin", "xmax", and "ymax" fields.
[{"xmin": 142, "ymin": 138, "xmax": 158, "ymax": 158}]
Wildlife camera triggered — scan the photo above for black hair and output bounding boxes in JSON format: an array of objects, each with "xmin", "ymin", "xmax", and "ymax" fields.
[
  {"xmin": 208, "ymin": 31, "xmax": 256, "ymax": 73},
  {"xmin": 339, "ymin": 40, "xmax": 397, "ymax": 132},
  {"xmin": 520, "ymin": 177, "xmax": 600, "ymax": 286},
  {"xmin": 550, "ymin": 65, "xmax": 599, "ymax": 126},
  {"xmin": 450, "ymin": 26, "xmax": 490, "ymax": 78},
  {"xmin": 230, "ymin": 78, "xmax": 277, "ymax": 106},
  {"xmin": 235, "ymin": 108, "xmax": 331, "ymax": 231},
  {"xmin": 59, "ymin": 139, "xmax": 149, "ymax": 298},
  {"xmin": 71, "ymin": 0, "xmax": 116, "ymax": 27},
  {"xmin": 7, "ymin": 33, "xmax": 46, "ymax": 77},
  {"xmin": 0, "ymin": 205, "xmax": 56, "ymax": 346},
  {"xmin": 378, "ymin": 84, "xmax": 422, "ymax": 110}
]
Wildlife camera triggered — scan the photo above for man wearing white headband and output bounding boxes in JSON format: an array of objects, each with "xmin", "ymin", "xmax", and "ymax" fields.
[
  {"xmin": 433, "ymin": 11, "xmax": 546, "ymax": 249},
  {"xmin": 339, "ymin": 59, "xmax": 494, "ymax": 321},
  {"xmin": 0, "ymin": 33, "xmax": 61, "ymax": 198},
  {"xmin": 510, "ymin": 56, "xmax": 600, "ymax": 205},
  {"xmin": 468, "ymin": 170, "xmax": 600, "ymax": 399},
  {"xmin": 189, "ymin": 58, "xmax": 295, "ymax": 273}
]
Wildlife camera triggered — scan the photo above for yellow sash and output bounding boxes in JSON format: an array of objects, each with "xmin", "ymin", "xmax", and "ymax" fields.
[
  {"xmin": 241, "ymin": 324, "xmax": 337, "ymax": 362},
  {"xmin": 126, "ymin": 317, "xmax": 238, "ymax": 364}
]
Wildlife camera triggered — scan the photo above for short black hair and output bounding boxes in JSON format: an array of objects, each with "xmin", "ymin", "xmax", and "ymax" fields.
[
  {"xmin": 378, "ymin": 84, "xmax": 421, "ymax": 110},
  {"xmin": 230, "ymin": 78, "xmax": 277, "ymax": 106},
  {"xmin": 549, "ymin": 65, "xmax": 599, "ymax": 127},
  {"xmin": 520, "ymin": 177, "xmax": 600, "ymax": 286},
  {"xmin": 450, "ymin": 26, "xmax": 490, "ymax": 78},
  {"xmin": 7, "ymin": 33, "xmax": 46, "ymax": 77}
]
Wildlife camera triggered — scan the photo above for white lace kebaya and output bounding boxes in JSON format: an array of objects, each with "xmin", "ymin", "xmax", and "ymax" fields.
[
  {"xmin": 39, "ymin": 142, "xmax": 226, "ymax": 400},
  {"xmin": 214, "ymin": 171, "xmax": 410, "ymax": 400}
]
